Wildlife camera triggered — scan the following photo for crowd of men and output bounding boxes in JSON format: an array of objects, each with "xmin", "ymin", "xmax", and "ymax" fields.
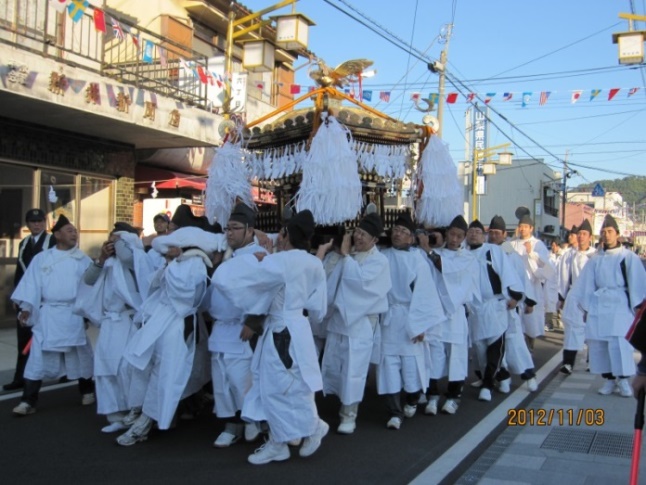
[{"xmin": 5, "ymin": 203, "xmax": 646, "ymax": 465}]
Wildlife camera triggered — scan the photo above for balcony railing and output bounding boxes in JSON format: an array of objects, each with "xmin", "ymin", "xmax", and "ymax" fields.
[{"xmin": 0, "ymin": 0, "xmax": 214, "ymax": 110}]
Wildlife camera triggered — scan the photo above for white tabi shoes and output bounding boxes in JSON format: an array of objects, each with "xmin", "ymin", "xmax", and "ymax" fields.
[{"xmin": 248, "ymin": 439, "xmax": 290, "ymax": 465}]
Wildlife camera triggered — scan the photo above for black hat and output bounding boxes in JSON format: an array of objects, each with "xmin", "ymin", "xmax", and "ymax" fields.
[
  {"xmin": 171, "ymin": 204, "xmax": 202, "ymax": 229},
  {"xmin": 229, "ymin": 203, "xmax": 256, "ymax": 227},
  {"xmin": 358, "ymin": 213, "xmax": 383, "ymax": 238},
  {"xmin": 448, "ymin": 215, "xmax": 468, "ymax": 233},
  {"xmin": 518, "ymin": 213, "xmax": 534, "ymax": 226},
  {"xmin": 202, "ymin": 219, "xmax": 223, "ymax": 234},
  {"xmin": 288, "ymin": 209, "xmax": 315, "ymax": 242},
  {"xmin": 569, "ymin": 224, "xmax": 578, "ymax": 235},
  {"xmin": 578, "ymin": 219, "xmax": 592, "ymax": 234},
  {"xmin": 489, "ymin": 215, "xmax": 506, "ymax": 232},
  {"xmin": 52, "ymin": 214, "xmax": 71, "ymax": 233},
  {"xmin": 601, "ymin": 214, "xmax": 619, "ymax": 232},
  {"xmin": 25, "ymin": 209, "xmax": 45, "ymax": 222},
  {"xmin": 113, "ymin": 222, "xmax": 139, "ymax": 235},
  {"xmin": 153, "ymin": 213, "xmax": 170, "ymax": 223},
  {"xmin": 393, "ymin": 211, "xmax": 415, "ymax": 233},
  {"xmin": 468, "ymin": 219, "xmax": 485, "ymax": 232}
]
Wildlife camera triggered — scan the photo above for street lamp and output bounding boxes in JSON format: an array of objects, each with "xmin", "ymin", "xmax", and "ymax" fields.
[
  {"xmin": 224, "ymin": 0, "xmax": 313, "ymax": 116},
  {"xmin": 471, "ymin": 143, "xmax": 512, "ymax": 220},
  {"xmin": 612, "ymin": 13, "xmax": 646, "ymax": 64}
]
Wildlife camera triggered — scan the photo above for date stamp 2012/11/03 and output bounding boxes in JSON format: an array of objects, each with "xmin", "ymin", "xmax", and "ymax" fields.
[{"xmin": 507, "ymin": 408, "xmax": 605, "ymax": 426}]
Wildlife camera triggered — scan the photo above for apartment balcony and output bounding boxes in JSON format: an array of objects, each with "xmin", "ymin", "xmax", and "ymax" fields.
[{"xmin": 0, "ymin": 0, "xmax": 223, "ymax": 149}]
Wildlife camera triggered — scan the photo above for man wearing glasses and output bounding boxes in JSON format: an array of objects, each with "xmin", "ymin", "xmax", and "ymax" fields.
[{"xmin": 208, "ymin": 203, "xmax": 266, "ymax": 448}]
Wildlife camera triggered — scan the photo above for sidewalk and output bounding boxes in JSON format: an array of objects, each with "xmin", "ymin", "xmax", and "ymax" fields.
[{"xmin": 455, "ymin": 352, "xmax": 646, "ymax": 485}]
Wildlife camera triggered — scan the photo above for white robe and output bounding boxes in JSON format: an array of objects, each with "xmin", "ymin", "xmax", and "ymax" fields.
[
  {"xmin": 498, "ymin": 246, "xmax": 536, "ymax": 374},
  {"xmin": 425, "ymin": 248, "xmax": 480, "ymax": 381},
  {"xmin": 125, "ymin": 253, "xmax": 209, "ymax": 429},
  {"xmin": 468, "ymin": 244, "xmax": 523, "ymax": 342},
  {"xmin": 544, "ymin": 252, "xmax": 561, "ymax": 314},
  {"xmin": 75, "ymin": 235, "xmax": 153, "ymax": 416},
  {"xmin": 11, "ymin": 247, "xmax": 93, "ymax": 381},
  {"xmin": 321, "ymin": 246, "xmax": 391, "ymax": 405},
  {"xmin": 212, "ymin": 250, "xmax": 327, "ymax": 443},
  {"xmin": 376, "ymin": 248, "xmax": 444, "ymax": 395},
  {"xmin": 560, "ymin": 247, "xmax": 596, "ymax": 350},
  {"xmin": 208, "ymin": 242, "xmax": 266, "ymax": 418},
  {"xmin": 570, "ymin": 246, "xmax": 646, "ymax": 376},
  {"xmin": 510, "ymin": 236, "xmax": 555, "ymax": 338}
]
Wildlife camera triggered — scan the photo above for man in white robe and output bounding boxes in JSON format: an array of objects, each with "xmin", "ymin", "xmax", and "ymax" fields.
[
  {"xmin": 418, "ymin": 215, "xmax": 480, "ymax": 415},
  {"xmin": 378, "ymin": 213, "xmax": 444, "ymax": 429},
  {"xmin": 510, "ymin": 211, "xmax": 555, "ymax": 349},
  {"xmin": 544, "ymin": 239, "xmax": 562, "ymax": 331},
  {"xmin": 76, "ymin": 222, "xmax": 153, "ymax": 432},
  {"xmin": 116, "ymin": 227, "xmax": 218, "ymax": 445},
  {"xmin": 558, "ymin": 219, "xmax": 596, "ymax": 375},
  {"xmin": 213, "ymin": 210, "xmax": 329, "ymax": 465},
  {"xmin": 569, "ymin": 214, "xmax": 646, "ymax": 397},
  {"xmin": 320, "ymin": 213, "xmax": 392, "ymax": 434},
  {"xmin": 11, "ymin": 215, "xmax": 94, "ymax": 416},
  {"xmin": 487, "ymin": 216, "xmax": 539, "ymax": 392},
  {"xmin": 209, "ymin": 203, "xmax": 266, "ymax": 447},
  {"xmin": 466, "ymin": 219, "xmax": 524, "ymax": 402}
]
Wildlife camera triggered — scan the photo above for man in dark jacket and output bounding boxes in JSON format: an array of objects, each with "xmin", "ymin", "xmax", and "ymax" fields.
[{"xmin": 3, "ymin": 209, "xmax": 55, "ymax": 391}]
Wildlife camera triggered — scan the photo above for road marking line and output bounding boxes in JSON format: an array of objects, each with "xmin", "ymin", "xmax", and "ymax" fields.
[{"xmin": 409, "ymin": 351, "xmax": 562, "ymax": 485}]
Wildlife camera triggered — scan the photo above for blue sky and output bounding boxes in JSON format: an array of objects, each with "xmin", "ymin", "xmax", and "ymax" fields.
[{"xmin": 243, "ymin": 0, "xmax": 646, "ymax": 185}]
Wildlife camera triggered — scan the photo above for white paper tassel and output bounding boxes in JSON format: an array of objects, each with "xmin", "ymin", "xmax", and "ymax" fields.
[
  {"xmin": 296, "ymin": 114, "xmax": 362, "ymax": 225},
  {"xmin": 205, "ymin": 141, "xmax": 254, "ymax": 227},
  {"xmin": 415, "ymin": 136, "xmax": 463, "ymax": 227}
]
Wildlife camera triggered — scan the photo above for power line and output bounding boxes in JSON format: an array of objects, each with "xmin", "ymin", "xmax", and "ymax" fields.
[{"xmin": 321, "ymin": 0, "xmax": 638, "ymax": 179}]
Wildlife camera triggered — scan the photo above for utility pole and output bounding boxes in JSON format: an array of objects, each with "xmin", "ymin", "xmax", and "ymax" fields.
[
  {"xmin": 561, "ymin": 150, "xmax": 569, "ymax": 236},
  {"xmin": 435, "ymin": 24, "xmax": 453, "ymax": 138}
]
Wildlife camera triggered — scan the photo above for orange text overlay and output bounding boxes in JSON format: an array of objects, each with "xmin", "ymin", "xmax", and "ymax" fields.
[{"xmin": 507, "ymin": 408, "xmax": 605, "ymax": 426}]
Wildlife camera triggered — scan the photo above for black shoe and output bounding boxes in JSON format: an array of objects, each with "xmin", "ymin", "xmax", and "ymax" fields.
[{"xmin": 3, "ymin": 380, "xmax": 25, "ymax": 391}]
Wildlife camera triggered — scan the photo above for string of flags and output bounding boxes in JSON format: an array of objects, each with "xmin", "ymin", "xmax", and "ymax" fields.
[{"xmin": 401, "ymin": 88, "xmax": 642, "ymax": 107}]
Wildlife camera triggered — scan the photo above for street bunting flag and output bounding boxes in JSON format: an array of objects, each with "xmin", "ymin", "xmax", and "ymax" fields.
[
  {"xmin": 590, "ymin": 89, "xmax": 601, "ymax": 101},
  {"xmin": 93, "ymin": 8, "xmax": 106, "ymax": 33},
  {"xmin": 50, "ymin": 0, "xmax": 68, "ymax": 13},
  {"xmin": 410, "ymin": 92, "xmax": 421, "ymax": 101},
  {"xmin": 484, "ymin": 92, "xmax": 495, "ymax": 104},
  {"xmin": 159, "ymin": 47, "xmax": 167, "ymax": 67},
  {"xmin": 142, "ymin": 39, "xmax": 154, "ymax": 64},
  {"xmin": 67, "ymin": 0, "xmax": 88, "ymax": 23},
  {"xmin": 521, "ymin": 92, "xmax": 532, "ymax": 108},
  {"xmin": 290, "ymin": 84, "xmax": 301, "ymax": 94},
  {"xmin": 379, "ymin": 91, "xmax": 391, "ymax": 102},
  {"xmin": 362, "ymin": 90, "xmax": 372, "ymax": 102},
  {"xmin": 112, "ymin": 18, "xmax": 125, "ymax": 42},
  {"xmin": 571, "ymin": 90, "xmax": 582, "ymax": 104},
  {"xmin": 502, "ymin": 92, "xmax": 512, "ymax": 101},
  {"xmin": 628, "ymin": 87, "xmax": 640, "ymax": 97},
  {"xmin": 466, "ymin": 93, "xmax": 476, "ymax": 102},
  {"xmin": 429, "ymin": 93, "xmax": 439, "ymax": 105},
  {"xmin": 539, "ymin": 91, "xmax": 551, "ymax": 106},
  {"xmin": 446, "ymin": 92, "xmax": 458, "ymax": 104},
  {"xmin": 608, "ymin": 88, "xmax": 620, "ymax": 100}
]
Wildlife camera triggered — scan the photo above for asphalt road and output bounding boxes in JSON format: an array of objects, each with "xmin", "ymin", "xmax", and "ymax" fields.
[{"xmin": 0, "ymin": 335, "xmax": 562, "ymax": 485}]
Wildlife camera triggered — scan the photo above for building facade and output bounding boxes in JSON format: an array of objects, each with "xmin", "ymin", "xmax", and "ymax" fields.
[{"xmin": 0, "ymin": 0, "xmax": 305, "ymax": 326}]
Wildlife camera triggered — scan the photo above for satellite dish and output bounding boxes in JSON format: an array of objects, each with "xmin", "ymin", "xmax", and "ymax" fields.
[
  {"xmin": 422, "ymin": 115, "xmax": 440, "ymax": 133},
  {"xmin": 514, "ymin": 206, "xmax": 531, "ymax": 220}
]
